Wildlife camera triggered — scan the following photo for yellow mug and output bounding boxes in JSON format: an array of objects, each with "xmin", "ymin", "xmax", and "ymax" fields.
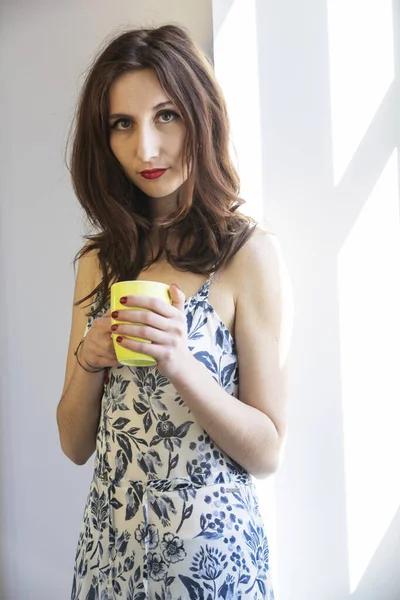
[{"xmin": 110, "ymin": 280, "xmax": 172, "ymax": 367}]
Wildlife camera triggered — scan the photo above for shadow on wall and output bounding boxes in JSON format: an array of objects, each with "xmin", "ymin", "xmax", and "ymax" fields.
[
  {"xmin": 212, "ymin": 0, "xmax": 236, "ymax": 38},
  {"xmin": 252, "ymin": 0, "xmax": 400, "ymax": 598},
  {"xmin": 351, "ymin": 505, "xmax": 400, "ymax": 600}
]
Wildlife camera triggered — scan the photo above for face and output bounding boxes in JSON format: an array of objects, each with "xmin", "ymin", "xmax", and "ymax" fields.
[{"xmin": 108, "ymin": 68, "xmax": 189, "ymax": 212}]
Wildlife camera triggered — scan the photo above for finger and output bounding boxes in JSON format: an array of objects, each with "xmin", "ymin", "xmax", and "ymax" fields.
[
  {"xmin": 118, "ymin": 295, "xmax": 175, "ymax": 318},
  {"xmin": 168, "ymin": 283, "xmax": 186, "ymax": 311},
  {"xmin": 113, "ymin": 309, "xmax": 169, "ymax": 331},
  {"xmin": 115, "ymin": 336, "xmax": 160, "ymax": 361},
  {"xmin": 113, "ymin": 324, "xmax": 167, "ymax": 345},
  {"xmin": 100, "ymin": 309, "xmax": 113, "ymax": 329}
]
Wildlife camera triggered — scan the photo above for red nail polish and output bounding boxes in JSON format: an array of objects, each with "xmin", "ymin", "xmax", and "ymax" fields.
[
  {"xmin": 111, "ymin": 311, "xmax": 118, "ymax": 318},
  {"xmin": 116, "ymin": 336, "xmax": 123, "ymax": 343},
  {"xmin": 172, "ymin": 283, "xmax": 181, "ymax": 290},
  {"xmin": 120, "ymin": 297, "xmax": 127, "ymax": 304},
  {"xmin": 111, "ymin": 324, "xmax": 118, "ymax": 331}
]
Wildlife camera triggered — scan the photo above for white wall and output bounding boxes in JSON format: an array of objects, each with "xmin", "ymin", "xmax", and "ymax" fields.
[
  {"xmin": 1, "ymin": 0, "xmax": 399, "ymax": 599},
  {"xmin": 212, "ymin": 1, "xmax": 400, "ymax": 599},
  {"xmin": 0, "ymin": 2, "xmax": 213, "ymax": 599}
]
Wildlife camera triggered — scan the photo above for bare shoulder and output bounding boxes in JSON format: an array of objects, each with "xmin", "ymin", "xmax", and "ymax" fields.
[
  {"xmin": 77, "ymin": 242, "xmax": 104, "ymax": 293},
  {"xmin": 60, "ymin": 242, "xmax": 102, "ymax": 398},
  {"xmin": 231, "ymin": 224, "xmax": 288, "ymax": 300},
  {"xmin": 80, "ymin": 241, "xmax": 101, "ymax": 272},
  {"xmin": 232, "ymin": 223, "xmax": 294, "ymax": 365}
]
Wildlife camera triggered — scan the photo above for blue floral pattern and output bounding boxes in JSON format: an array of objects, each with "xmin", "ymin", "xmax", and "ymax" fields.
[{"xmin": 71, "ymin": 273, "xmax": 274, "ymax": 599}]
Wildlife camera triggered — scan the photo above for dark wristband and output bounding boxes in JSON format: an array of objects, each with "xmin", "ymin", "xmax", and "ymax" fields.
[{"xmin": 74, "ymin": 337, "xmax": 105, "ymax": 373}]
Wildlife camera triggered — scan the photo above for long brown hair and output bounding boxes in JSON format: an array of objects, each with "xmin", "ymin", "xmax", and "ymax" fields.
[{"xmin": 65, "ymin": 24, "xmax": 258, "ymax": 316}]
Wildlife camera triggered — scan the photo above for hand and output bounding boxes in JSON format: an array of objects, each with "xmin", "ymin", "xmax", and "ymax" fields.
[
  {"xmin": 80, "ymin": 309, "xmax": 120, "ymax": 371},
  {"xmin": 111, "ymin": 283, "xmax": 190, "ymax": 379}
]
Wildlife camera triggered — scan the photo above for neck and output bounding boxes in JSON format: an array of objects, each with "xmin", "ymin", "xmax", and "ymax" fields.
[{"xmin": 144, "ymin": 228, "xmax": 193, "ymax": 263}]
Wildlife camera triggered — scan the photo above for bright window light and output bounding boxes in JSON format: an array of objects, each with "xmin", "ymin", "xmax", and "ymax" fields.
[
  {"xmin": 213, "ymin": 0, "xmax": 279, "ymax": 595},
  {"xmin": 338, "ymin": 148, "xmax": 400, "ymax": 594},
  {"xmin": 327, "ymin": 0, "xmax": 394, "ymax": 186},
  {"xmin": 213, "ymin": 0, "xmax": 264, "ymax": 224}
]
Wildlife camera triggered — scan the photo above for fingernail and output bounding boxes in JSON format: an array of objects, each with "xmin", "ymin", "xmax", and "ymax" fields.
[
  {"xmin": 120, "ymin": 297, "xmax": 127, "ymax": 304},
  {"xmin": 111, "ymin": 311, "xmax": 118, "ymax": 318},
  {"xmin": 171, "ymin": 283, "xmax": 181, "ymax": 290},
  {"xmin": 111, "ymin": 324, "xmax": 118, "ymax": 331},
  {"xmin": 116, "ymin": 336, "xmax": 123, "ymax": 343}
]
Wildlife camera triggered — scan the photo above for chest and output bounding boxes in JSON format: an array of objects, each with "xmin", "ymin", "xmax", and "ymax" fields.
[{"xmin": 136, "ymin": 261, "xmax": 236, "ymax": 339}]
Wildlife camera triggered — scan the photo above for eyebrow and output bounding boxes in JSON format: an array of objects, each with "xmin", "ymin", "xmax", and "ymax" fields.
[{"xmin": 109, "ymin": 101, "xmax": 175, "ymax": 121}]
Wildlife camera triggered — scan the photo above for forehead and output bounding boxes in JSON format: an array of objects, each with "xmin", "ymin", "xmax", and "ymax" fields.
[{"xmin": 108, "ymin": 68, "xmax": 170, "ymax": 111}]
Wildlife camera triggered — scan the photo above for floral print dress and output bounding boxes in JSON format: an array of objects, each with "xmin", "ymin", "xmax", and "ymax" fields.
[{"xmin": 71, "ymin": 272, "xmax": 274, "ymax": 600}]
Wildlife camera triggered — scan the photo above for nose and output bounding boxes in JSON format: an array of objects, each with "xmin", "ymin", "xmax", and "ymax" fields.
[{"xmin": 135, "ymin": 123, "xmax": 159, "ymax": 164}]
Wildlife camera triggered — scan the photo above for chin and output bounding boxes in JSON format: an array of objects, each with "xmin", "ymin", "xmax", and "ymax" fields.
[
  {"xmin": 138, "ymin": 180, "xmax": 186, "ymax": 199},
  {"xmin": 139, "ymin": 186, "xmax": 175, "ymax": 199}
]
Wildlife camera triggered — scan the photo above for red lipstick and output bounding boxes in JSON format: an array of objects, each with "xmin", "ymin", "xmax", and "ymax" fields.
[{"xmin": 140, "ymin": 168, "xmax": 168, "ymax": 180}]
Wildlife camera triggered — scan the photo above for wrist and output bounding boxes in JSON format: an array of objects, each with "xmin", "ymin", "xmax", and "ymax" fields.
[
  {"xmin": 167, "ymin": 351, "xmax": 197, "ymax": 385},
  {"xmin": 82, "ymin": 354, "xmax": 104, "ymax": 373},
  {"xmin": 75, "ymin": 337, "xmax": 104, "ymax": 374}
]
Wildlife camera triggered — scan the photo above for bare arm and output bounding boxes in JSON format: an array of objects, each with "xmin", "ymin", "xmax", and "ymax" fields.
[
  {"xmin": 170, "ymin": 354, "xmax": 282, "ymax": 478},
  {"xmin": 170, "ymin": 229, "xmax": 294, "ymax": 478},
  {"xmin": 57, "ymin": 361, "xmax": 105, "ymax": 465},
  {"xmin": 56, "ymin": 246, "xmax": 116, "ymax": 465}
]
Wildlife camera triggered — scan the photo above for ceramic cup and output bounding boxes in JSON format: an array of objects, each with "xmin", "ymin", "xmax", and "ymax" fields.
[{"xmin": 110, "ymin": 280, "xmax": 172, "ymax": 367}]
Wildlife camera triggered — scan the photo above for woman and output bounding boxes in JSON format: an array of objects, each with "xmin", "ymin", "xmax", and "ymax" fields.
[{"xmin": 57, "ymin": 23, "xmax": 293, "ymax": 600}]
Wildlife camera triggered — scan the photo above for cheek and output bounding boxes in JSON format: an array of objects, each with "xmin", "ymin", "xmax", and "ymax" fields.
[
  {"xmin": 109, "ymin": 135, "xmax": 129, "ymax": 161},
  {"xmin": 168, "ymin": 130, "xmax": 186, "ymax": 158}
]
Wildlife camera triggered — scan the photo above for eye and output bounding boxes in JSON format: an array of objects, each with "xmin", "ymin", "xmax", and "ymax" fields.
[
  {"xmin": 109, "ymin": 118, "xmax": 131, "ymax": 131},
  {"xmin": 157, "ymin": 110, "xmax": 180, "ymax": 124},
  {"xmin": 109, "ymin": 110, "xmax": 180, "ymax": 131}
]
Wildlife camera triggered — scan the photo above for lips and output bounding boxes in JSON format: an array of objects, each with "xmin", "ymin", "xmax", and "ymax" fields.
[{"xmin": 140, "ymin": 168, "xmax": 168, "ymax": 180}]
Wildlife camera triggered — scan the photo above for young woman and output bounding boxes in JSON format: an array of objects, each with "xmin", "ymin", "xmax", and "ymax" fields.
[{"xmin": 57, "ymin": 23, "xmax": 293, "ymax": 600}]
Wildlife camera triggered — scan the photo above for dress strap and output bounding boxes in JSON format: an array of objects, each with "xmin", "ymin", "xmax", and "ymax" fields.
[
  {"xmin": 204, "ymin": 270, "xmax": 216, "ymax": 301},
  {"xmin": 184, "ymin": 269, "xmax": 217, "ymax": 305},
  {"xmin": 208, "ymin": 270, "xmax": 216, "ymax": 282}
]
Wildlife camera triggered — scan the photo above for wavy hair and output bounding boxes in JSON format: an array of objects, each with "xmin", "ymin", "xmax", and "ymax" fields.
[{"xmin": 65, "ymin": 24, "xmax": 258, "ymax": 315}]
